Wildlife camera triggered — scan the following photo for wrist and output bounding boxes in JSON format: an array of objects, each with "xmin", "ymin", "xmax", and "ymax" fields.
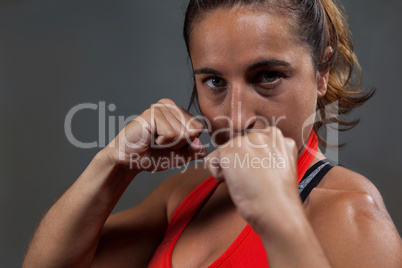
[
  {"xmin": 251, "ymin": 196, "xmax": 307, "ymax": 240},
  {"xmin": 99, "ymin": 146, "xmax": 142, "ymax": 177},
  {"xmin": 81, "ymin": 148, "xmax": 140, "ymax": 207},
  {"xmin": 257, "ymin": 208, "xmax": 310, "ymax": 245},
  {"xmin": 258, "ymin": 212, "xmax": 331, "ymax": 268}
]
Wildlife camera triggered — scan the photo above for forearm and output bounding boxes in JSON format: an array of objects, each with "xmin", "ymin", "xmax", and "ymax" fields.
[
  {"xmin": 259, "ymin": 209, "xmax": 331, "ymax": 268},
  {"xmin": 23, "ymin": 148, "xmax": 139, "ymax": 268}
]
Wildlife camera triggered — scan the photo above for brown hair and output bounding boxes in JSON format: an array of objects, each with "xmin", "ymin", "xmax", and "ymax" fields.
[{"xmin": 184, "ymin": 0, "xmax": 374, "ymax": 147}]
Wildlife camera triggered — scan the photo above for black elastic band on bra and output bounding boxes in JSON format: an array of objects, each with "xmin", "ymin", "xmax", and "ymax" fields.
[{"xmin": 298, "ymin": 160, "xmax": 335, "ymax": 203}]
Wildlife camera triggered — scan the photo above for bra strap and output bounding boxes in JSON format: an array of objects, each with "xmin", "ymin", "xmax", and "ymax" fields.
[{"xmin": 298, "ymin": 160, "xmax": 335, "ymax": 202}]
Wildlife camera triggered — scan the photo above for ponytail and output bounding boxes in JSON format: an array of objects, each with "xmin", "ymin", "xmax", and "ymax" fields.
[{"xmin": 316, "ymin": 0, "xmax": 374, "ymax": 147}]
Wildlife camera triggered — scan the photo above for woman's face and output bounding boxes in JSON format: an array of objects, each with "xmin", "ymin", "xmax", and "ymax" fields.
[{"xmin": 189, "ymin": 7, "xmax": 327, "ymax": 153}]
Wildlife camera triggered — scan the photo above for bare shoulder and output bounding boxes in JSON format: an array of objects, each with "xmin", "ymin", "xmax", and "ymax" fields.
[
  {"xmin": 307, "ymin": 165, "xmax": 389, "ymax": 212},
  {"xmin": 304, "ymin": 165, "xmax": 402, "ymax": 267}
]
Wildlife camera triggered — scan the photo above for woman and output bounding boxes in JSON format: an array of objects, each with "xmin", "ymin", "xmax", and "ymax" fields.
[{"xmin": 23, "ymin": 0, "xmax": 402, "ymax": 267}]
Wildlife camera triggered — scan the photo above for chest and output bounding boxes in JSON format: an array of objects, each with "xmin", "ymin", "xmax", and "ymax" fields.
[{"xmin": 171, "ymin": 183, "xmax": 249, "ymax": 268}]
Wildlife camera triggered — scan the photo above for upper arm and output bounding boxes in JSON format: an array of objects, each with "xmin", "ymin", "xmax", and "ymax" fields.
[
  {"xmin": 305, "ymin": 168, "xmax": 402, "ymax": 267},
  {"xmin": 90, "ymin": 174, "xmax": 181, "ymax": 268}
]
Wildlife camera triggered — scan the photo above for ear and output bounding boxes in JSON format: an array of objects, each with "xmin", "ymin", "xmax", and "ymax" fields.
[{"xmin": 317, "ymin": 46, "xmax": 333, "ymax": 98}]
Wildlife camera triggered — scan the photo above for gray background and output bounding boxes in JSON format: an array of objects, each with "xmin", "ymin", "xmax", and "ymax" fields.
[{"xmin": 0, "ymin": 0, "xmax": 401, "ymax": 266}]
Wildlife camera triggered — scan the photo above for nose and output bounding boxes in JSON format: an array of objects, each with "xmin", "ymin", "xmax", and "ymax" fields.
[{"xmin": 229, "ymin": 83, "xmax": 257, "ymax": 134}]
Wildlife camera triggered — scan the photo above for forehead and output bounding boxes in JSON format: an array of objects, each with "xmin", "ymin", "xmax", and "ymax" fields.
[{"xmin": 189, "ymin": 7, "xmax": 309, "ymax": 69}]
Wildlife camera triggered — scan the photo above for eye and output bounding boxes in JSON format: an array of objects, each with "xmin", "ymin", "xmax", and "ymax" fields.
[
  {"xmin": 260, "ymin": 71, "xmax": 280, "ymax": 83},
  {"xmin": 205, "ymin": 77, "xmax": 227, "ymax": 88}
]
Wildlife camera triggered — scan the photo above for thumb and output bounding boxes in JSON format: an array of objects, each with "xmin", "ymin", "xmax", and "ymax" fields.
[{"xmin": 185, "ymin": 137, "xmax": 208, "ymax": 161}]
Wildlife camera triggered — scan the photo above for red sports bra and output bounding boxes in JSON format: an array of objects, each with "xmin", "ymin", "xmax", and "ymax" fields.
[{"xmin": 148, "ymin": 131, "xmax": 318, "ymax": 267}]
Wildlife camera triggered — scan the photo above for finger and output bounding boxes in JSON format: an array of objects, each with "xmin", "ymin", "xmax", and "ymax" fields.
[
  {"xmin": 177, "ymin": 137, "xmax": 207, "ymax": 162},
  {"xmin": 266, "ymin": 126, "xmax": 283, "ymax": 149},
  {"xmin": 160, "ymin": 104, "xmax": 206, "ymax": 150},
  {"xmin": 156, "ymin": 106, "xmax": 192, "ymax": 149},
  {"xmin": 284, "ymin": 137, "xmax": 297, "ymax": 158},
  {"xmin": 284, "ymin": 137, "xmax": 298, "ymax": 170},
  {"xmin": 156, "ymin": 98, "xmax": 204, "ymax": 134},
  {"xmin": 147, "ymin": 103, "xmax": 189, "ymax": 147},
  {"xmin": 176, "ymin": 106, "xmax": 205, "ymax": 135},
  {"xmin": 151, "ymin": 107, "xmax": 183, "ymax": 147},
  {"xmin": 163, "ymin": 103, "xmax": 205, "ymax": 138},
  {"xmin": 150, "ymin": 137, "xmax": 207, "ymax": 170},
  {"xmin": 187, "ymin": 137, "xmax": 208, "ymax": 160}
]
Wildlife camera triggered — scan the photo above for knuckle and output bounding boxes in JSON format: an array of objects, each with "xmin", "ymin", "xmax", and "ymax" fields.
[
  {"xmin": 134, "ymin": 114, "xmax": 151, "ymax": 128},
  {"xmin": 286, "ymin": 138, "xmax": 296, "ymax": 149},
  {"xmin": 256, "ymin": 132, "xmax": 267, "ymax": 140},
  {"xmin": 234, "ymin": 135, "xmax": 244, "ymax": 144},
  {"xmin": 247, "ymin": 131, "xmax": 258, "ymax": 139},
  {"xmin": 158, "ymin": 98, "xmax": 175, "ymax": 105},
  {"xmin": 186, "ymin": 122, "xmax": 205, "ymax": 136},
  {"xmin": 150, "ymin": 103, "xmax": 161, "ymax": 110},
  {"xmin": 161, "ymin": 129, "xmax": 177, "ymax": 139},
  {"xmin": 149, "ymin": 106, "xmax": 164, "ymax": 117},
  {"xmin": 172, "ymin": 108, "xmax": 186, "ymax": 122},
  {"xmin": 142, "ymin": 108, "xmax": 152, "ymax": 116},
  {"xmin": 192, "ymin": 118, "xmax": 205, "ymax": 129},
  {"xmin": 179, "ymin": 128, "xmax": 190, "ymax": 139},
  {"xmin": 250, "ymin": 132, "xmax": 266, "ymax": 144},
  {"xmin": 272, "ymin": 126, "xmax": 283, "ymax": 136},
  {"xmin": 188, "ymin": 128, "xmax": 202, "ymax": 138}
]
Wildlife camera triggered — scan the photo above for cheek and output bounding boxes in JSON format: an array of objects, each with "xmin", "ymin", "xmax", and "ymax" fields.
[
  {"xmin": 292, "ymin": 89, "xmax": 318, "ymax": 150},
  {"xmin": 274, "ymin": 82, "xmax": 318, "ymax": 150},
  {"xmin": 198, "ymin": 93, "xmax": 221, "ymax": 130},
  {"xmin": 198, "ymin": 91, "xmax": 212, "ymax": 117}
]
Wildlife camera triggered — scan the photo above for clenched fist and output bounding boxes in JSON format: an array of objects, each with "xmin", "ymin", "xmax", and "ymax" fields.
[
  {"xmin": 206, "ymin": 127, "xmax": 300, "ymax": 235},
  {"xmin": 106, "ymin": 98, "xmax": 207, "ymax": 172}
]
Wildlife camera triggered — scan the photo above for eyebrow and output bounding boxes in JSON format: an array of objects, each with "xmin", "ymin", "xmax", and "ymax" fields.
[
  {"xmin": 193, "ymin": 68, "xmax": 223, "ymax": 76},
  {"xmin": 193, "ymin": 59, "xmax": 292, "ymax": 76},
  {"xmin": 246, "ymin": 59, "xmax": 291, "ymax": 72}
]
